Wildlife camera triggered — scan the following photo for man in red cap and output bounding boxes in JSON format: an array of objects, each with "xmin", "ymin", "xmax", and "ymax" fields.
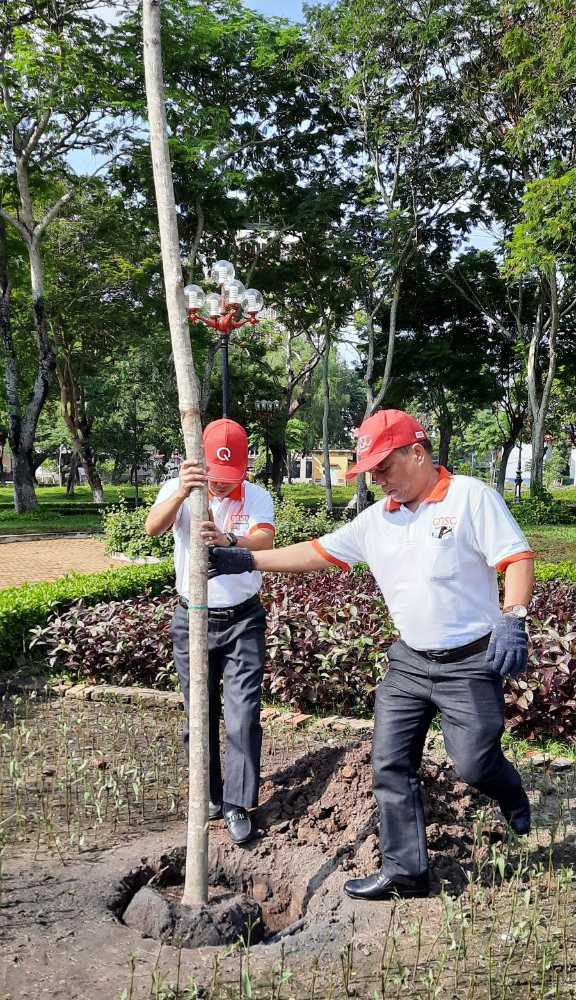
[
  {"xmin": 207, "ymin": 409, "xmax": 534, "ymax": 897},
  {"xmin": 145, "ymin": 419, "xmax": 275, "ymax": 845}
]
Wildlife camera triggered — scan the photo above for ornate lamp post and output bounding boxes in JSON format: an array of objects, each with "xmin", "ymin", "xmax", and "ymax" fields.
[
  {"xmin": 513, "ymin": 436, "xmax": 523, "ymax": 504},
  {"xmin": 255, "ymin": 399, "xmax": 279, "ymax": 488},
  {"xmin": 184, "ymin": 261, "xmax": 264, "ymax": 419}
]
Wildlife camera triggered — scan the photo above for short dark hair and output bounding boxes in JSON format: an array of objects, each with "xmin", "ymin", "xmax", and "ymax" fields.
[{"xmin": 397, "ymin": 439, "xmax": 432, "ymax": 455}]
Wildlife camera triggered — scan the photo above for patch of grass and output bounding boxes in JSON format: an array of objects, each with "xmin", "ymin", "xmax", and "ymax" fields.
[
  {"xmin": 0, "ymin": 511, "xmax": 103, "ymax": 534},
  {"xmin": 525, "ymin": 524, "xmax": 576, "ymax": 563},
  {"xmin": 0, "ymin": 484, "xmax": 146, "ymax": 505}
]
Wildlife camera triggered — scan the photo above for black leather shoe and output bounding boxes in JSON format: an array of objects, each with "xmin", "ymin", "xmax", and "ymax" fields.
[
  {"xmin": 209, "ymin": 800, "xmax": 223, "ymax": 821},
  {"xmin": 502, "ymin": 790, "xmax": 531, "ymax": 836},
  {"xmin": 223, "ymin": 803, "xmax": 252, "ymax": 845},
  {"xmin": 344, "ymin": 869, "xmax": 429, "ymax": 901}
]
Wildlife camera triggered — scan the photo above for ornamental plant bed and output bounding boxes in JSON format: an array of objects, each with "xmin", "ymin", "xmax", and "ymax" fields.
[{"xmin": 29, "ymin": 574, "xmax": 576, "ymax": 732}]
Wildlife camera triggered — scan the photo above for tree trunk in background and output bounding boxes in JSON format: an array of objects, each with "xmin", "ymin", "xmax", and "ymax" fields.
[
  {"xmin": 143, "ymin": 0, "xmax": 209, "ymax": 907},
  {"xmin": 437, "ymin": 412, "xmax": 453, "ymax": 469},
  {"xmin": 270, "ymin": 439, "xmax": 285, "ymax": 498},
  {"xmin": 66, "ymin": 452, "xmax": 79, "ymax": 496},
  {"xmin": 321, "ymin": 331, "xmax": 333, "ymax": 515}
]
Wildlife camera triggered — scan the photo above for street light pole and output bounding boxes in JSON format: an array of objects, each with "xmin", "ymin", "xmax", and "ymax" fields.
[
  {"xmin": 256, "ymin": 399, "xmax": 279, "ymax": 488},
  {"xmin": 513, "ymin": 436, "xmax": 523, "ymax": 504},
  {"xmin": 185, "ymin": 262, "xmax": 264, "ymax": 418},
  {"xmin": 133, "ymin": 393, "xmax": 140, "ymax": 509}
]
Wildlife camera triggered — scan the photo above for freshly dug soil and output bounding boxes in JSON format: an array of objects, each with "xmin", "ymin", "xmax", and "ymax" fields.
[{"xmin": 112, "ymin": 738, "xmax": 493, "ymax": 945}]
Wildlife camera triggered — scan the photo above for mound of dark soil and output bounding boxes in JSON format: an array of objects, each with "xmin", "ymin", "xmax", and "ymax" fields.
[{"xmin": 111, "ymin": 739, "xmax": 494, "ymax": 944}]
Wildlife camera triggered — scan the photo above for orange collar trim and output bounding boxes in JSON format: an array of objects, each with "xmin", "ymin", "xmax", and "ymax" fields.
[
  {"xmin": 208, "ymin": 483, "xmax": 244, "ymax": 502},
  {"xmin": 385, "ymin": 466, "xmax": 452, "ymax": 512}
]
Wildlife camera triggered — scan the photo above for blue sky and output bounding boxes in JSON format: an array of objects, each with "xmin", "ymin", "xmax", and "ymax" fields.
[{"xmin": 245, "ymin": 0, "xmax": 304, "ymax": 21}]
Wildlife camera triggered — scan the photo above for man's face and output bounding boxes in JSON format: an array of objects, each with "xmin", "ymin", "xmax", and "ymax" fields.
[
  {"xmin": 371, "ymin": 447, "xmax": 422, "ymax": 504},
  {"xmin": 208, "ymin": 480, "xmax": 239, "ymax": 499}
]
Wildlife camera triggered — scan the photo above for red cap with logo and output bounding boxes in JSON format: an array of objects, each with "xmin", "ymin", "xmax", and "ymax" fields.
[
  {"xmin": 346, "ymin": 410, "xmax": 428, "ymax": 479},
  {"xmin": 203, "ymin": 419, "xmax": 248, "ymax": 483}
]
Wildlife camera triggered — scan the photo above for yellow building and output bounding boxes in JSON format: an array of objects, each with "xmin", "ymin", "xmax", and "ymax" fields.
[{"xmin": 292, "ymin": 449, "xmax": 356, "ymax": 486}]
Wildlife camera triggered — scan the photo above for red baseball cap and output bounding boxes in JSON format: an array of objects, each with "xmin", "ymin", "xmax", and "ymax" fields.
[
  {"xmin": 203, "ymin": 419, "xmax": 248, "ymax": 483},
  {"xmin": 346, "ymin": 410, "xmax": 428, "ymax": 479}
]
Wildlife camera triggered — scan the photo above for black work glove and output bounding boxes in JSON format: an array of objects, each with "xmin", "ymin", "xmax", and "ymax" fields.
[
  {"xmin": 485, "ymin": 614, "xmax": 528, "ymax": 677},
  {"xmin": 208, "ymin": 546, "xmax": 255, "ymax": 579}
]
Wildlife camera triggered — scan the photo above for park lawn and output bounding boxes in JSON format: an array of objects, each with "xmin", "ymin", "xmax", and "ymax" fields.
[
  {"xmin": 0, "ymin": 484, "xmax": 144, "ymax": 504},
  {"xmin": 0, "ymin": 511, "xmax": 104, "ymax": 535},
  {"xmin": 525, "ymin": 523, "xmax": 576, "ymax": 564}
]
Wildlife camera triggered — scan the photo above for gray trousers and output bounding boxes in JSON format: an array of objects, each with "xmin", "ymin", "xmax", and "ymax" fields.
[
  {"xmin": 372, "ymin": 639, "xmax": 526, "ymax": 879},
  {"xmin": 171, "ymin": 599, "xmax": 266, "ymax": 809}
]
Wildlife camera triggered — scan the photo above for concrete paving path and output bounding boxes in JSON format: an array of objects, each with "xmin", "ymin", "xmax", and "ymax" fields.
[{"xmin": 0, "ymin": 538, "xmax": 119, "ymax": 590}]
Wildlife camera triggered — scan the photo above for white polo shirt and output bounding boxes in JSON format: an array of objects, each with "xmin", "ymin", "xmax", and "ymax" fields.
[
  {"xmin": 312, "ymin": 469, "xmax": 533, "ymax": 651},
  {"xmin": 153, "ymin": 479, "xmax": 274, "ymax": 608}
]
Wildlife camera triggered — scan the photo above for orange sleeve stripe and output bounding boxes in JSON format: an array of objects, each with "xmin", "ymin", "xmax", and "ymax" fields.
[
  {"xmin": 311, "ymin": 539, "xmax": 350, "ymax": 572},
  {"xmin": 495, "ymin": 551, "xmax": 535, "ymax": 573},
  {"xmin": 248, "ymin": 523, "xmax": 275, "ymax": 535}
]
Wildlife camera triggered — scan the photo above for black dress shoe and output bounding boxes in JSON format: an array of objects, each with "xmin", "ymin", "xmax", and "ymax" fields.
[
  {"xmin": 502, "ymin": 790, "xmax": 531, "ymax": 836},
  {"xmin": 223, "ymin": 803, "xmax": 252, "ymax": 845},
  {"xmin": 209, "ymin": 800, "xmax": 223, "ymax": 821},
  {"xmin": 344, "ymin": 869, "xmax": 430, "ymax": 901}
]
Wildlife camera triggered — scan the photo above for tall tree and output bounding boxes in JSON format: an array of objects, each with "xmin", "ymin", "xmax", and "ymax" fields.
[
  {"xmin": 445, "ymin": 0, "xmax": 576, "ymax": 490},
  {"xmin": 0, "ymin": 0, "xmax": 133, "ymax": 510}
]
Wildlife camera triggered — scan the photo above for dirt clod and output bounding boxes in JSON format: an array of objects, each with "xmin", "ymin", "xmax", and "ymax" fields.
[{"xmin": 123, "ymin": 886, "xmax": 264, "ymax": 947}]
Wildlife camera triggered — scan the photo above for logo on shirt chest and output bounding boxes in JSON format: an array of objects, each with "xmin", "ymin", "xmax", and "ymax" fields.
[
  {"xmin": 231, "ymin": 514, "xmax": 250, "ymax": 528},
  {"xmin": 431, "ymin": 515, "xmax": 458, "ymax": 540}
]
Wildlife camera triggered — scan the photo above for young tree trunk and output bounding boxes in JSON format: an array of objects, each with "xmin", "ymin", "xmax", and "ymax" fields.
[
  {"xmin": 143, "ymin": 0, "xmax": 209, "ymax": 907},
  {"xmin": 321, "ymin": 331, "xmax": 333, "ymax": 515},
  {"xmin": 527, "ymin": 272, "xmax": 559, "ymax": 494}
]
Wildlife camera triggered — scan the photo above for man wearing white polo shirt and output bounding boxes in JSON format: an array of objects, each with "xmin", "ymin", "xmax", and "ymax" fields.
[
  {"xmin": 145, "ymin": 419, "xmax": 274, "ymax": 845},
  {"xmin": 207, "ymin": 410, "xmax": 534, "ymax": 898}
]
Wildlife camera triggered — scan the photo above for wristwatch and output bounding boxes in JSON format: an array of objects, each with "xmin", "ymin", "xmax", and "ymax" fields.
[
  {"xmin": 503, "ymin": 604, "xmax": 528, "ymax": 619},
  {"xmin": 225, "ymin": 531, "xmax": 238, "ymax": 547}
]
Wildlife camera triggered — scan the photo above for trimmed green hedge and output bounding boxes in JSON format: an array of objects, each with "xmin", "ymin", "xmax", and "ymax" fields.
[{"xmin": 0, "ymin": 560, "xmax": 174, "ymax": 672}]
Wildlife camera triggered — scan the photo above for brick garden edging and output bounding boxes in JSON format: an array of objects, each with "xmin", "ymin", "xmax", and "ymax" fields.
[{"xmin": 48, "ymin": 680, "xmax": 375, "ymax": 731}]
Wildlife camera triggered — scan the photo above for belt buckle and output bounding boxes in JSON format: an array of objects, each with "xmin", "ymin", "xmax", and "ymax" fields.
[
  {"xmin": 427, "ymin": 649, "xmax": 451, "ymax": 662},
  {"xmin": 210, "ymin": 608, "xmax": 232, "ymax": 621}
]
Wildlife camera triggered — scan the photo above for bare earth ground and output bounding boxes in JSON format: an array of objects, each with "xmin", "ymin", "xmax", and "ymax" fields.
[
  {"xmin": 0, "ymin": 538, "xmax": 118, "ymax": 589},
  {"xmin": 1, "ymin": 694, "xmax": 576, "ymax": 999}
]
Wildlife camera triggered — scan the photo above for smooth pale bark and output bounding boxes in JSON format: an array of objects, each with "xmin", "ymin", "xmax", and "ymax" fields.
[
  {"xmin": 142, "ymin": 0, "xmax": 209, "ymax": 906},
  {"xmin": 321, "ymin": 327, "xmax": 333, "ymax": 515},
  {"xmin": 356, "ymin": 275, "xmax": 402, "ymax": 512},
  {"xmin": 527, "ymin": 268, "xmax": 559, "ymax": 491}
]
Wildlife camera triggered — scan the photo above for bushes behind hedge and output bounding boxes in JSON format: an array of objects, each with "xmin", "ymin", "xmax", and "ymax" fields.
[{"xmin": 0, "ymin": 561, "xmax": 174, "ymax": 672}]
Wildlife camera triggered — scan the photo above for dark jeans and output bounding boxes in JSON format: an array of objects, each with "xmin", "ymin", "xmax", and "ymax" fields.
[
  {"xmin": 171, "ymin": 598, "xmax": 266, "ymax": 809},
  {"xmin": 372, "ymin": 639, "xmax": 526, "ymax": 879}
]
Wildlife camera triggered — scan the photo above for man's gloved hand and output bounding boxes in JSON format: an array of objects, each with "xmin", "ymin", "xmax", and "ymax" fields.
[
  {"xmin": 485, "ymin": 614, "xmax": 528, "ymax": 677},
  {"xmin": 208, "ymin": 546, "xmax": 255, "ymax": 579}
]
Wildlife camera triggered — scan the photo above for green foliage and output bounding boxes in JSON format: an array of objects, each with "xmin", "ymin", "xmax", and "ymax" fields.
[
  {"xmin": 0, "ymin": 561, "xmax": 174, "ymax": 673},
  {"xmin": 102, "ymin": 497, "xmax": 174, "ymax": 559},
  {"xmin": 273, "ymin": 495, "xmax": 339, "ymax": 546},
  {"xmin": 533, "ymin": 561, "xmax": 576, "ymax": 584},
  {"xmin": 506, "ymin": 484, "xmax": 569, "ymax": 526}
]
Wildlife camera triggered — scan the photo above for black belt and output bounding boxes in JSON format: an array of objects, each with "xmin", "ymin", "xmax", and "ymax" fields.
[
  {"xmin": 411, "ymin": 633, "xmax": 491, "ymax": 663},
  {"xmin": 178, "ymin": 593, "xmax": 260, "ymax": 621}
]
